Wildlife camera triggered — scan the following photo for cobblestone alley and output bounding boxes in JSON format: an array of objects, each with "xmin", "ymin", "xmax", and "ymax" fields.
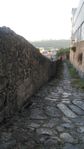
[{"xmin": 0, "ymin": 62, "xmax": 84, "ymax": 149}]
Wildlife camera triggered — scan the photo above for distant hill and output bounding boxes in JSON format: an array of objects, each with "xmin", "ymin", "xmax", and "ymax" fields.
[{"xmin": 32, "ymin": 40, "xmax": 70, "ymax": 50}]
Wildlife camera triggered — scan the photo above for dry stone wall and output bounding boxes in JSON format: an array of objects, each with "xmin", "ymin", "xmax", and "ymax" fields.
[{"xmin": 0, "ymin": 27, "xmax": 60, "ymax": 123}]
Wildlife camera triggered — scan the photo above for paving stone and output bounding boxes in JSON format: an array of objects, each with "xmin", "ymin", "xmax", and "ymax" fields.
[
  {"xmin": 79, "ymin": 135, "xmax": 84, "ymax": 143},
  {"xmin": 42, "ymin": 120, "xmax": 56, "ymax": 128},
  {"xmin": 72, "ymin": 116, "xmax": 84, "ymax": 126},
  {"xmin": 56, "ymin": 126, "xmax": 64, "ymax": 132},
  {"xmin": 61, "ymin": 123, "xmax": 74, "ymax": 129},
  {"xmin": 43, "ymin": 138, "xmax": 60, "ymax": 148},
  {"xmin": 57, "ymin": 103, "xmax": 77, "ymax": 118},
  {"xmin": 62, "ymin": 100, "xmax": 70, "ymax": 104},
  {"xmin": 62, "ymin": 92, "xmax": 70, "ymax": 98},
  {"xmin": 39, "ymin": 135, "xmax": 50, "ymax": 143},
  {"xmin": 62, "ymin": 117, "xmax": 71, "ymax": 123},
  {"xmin": 64, "ymin": 143, "xmax": 84, "ymax": 149},
  {"xmin": 60, "ymin": 133, "xmax": 74, "ymax": 143},
  {"xmin": 28, "ymin": 123, "xmax": 40, "ymax": 128},
  {"xmin": 77, "ymin": 144, "xmax": 84, "ymax": 149},
  {"xmin": 73, "ymin": 100, "xmax": 84, "ymax": 111},
  {"xmin": 51, "ymin": 92, "xmax": 58, "ymax": 95},
  {"xmin": 30, "ymin": 108, "xmax": 47, "ymax": 120},
  {"xmin": 44, "ymin": 106, "xmax": 62, "ymax": 117},
  {"xmin": 1, "ymin": 132, "xmax": 12, "ymax": 142},
  {"xmin": 69, "ymin": 104, "xmax": 84, "ymax": 115},
  {"xmin": 0, "ymin": 141, "xmax": 16, "ymax": 149},
  {"xmin": 78, "ymin": 126, "xmax": 84, "ymax": 133},
  {"xmin": 61, "ymin": 98, "xmax": 70, "ymax": 101},
  {"xmin": 45, "ymin": 97, "xmax": 58, "ymax": 101},
  {"xmin": 63, "ymin": 143, "xmax": 79, "ymax": 149},
  {"xmin": 36, "ymin": 128, "xmax": 53, "ymax": 135}
]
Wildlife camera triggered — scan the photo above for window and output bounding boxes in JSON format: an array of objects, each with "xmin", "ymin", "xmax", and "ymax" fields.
[{"xmin": 71, "ymin": 46, "xmax": 76, "ymax": 52}]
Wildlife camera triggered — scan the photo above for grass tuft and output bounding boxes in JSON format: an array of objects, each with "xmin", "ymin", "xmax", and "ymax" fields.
[{"xmin": 67, "ymin": 61, "xmax": 84, "ymax": 90}]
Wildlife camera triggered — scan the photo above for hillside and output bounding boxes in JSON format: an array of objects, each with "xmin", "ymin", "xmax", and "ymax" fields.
[{"xmin": 32, "ymin": 40, "xmax": 70, "ymax": 50}]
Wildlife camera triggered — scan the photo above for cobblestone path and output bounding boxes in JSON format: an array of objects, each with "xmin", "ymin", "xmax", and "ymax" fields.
[{"xmin": 0, "ymin": 62, "xmax": 84, "ymax": 149}]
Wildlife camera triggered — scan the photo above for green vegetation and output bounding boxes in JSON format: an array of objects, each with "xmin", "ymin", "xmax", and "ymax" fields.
[
  {"xmin": 32, "ymin": 40, "xmax": 70, "ymax": 50},
  {"xmin": 56, "ymin": 48, "xmax": 70, "ymax": 58},
  {"xmin": 67, "ymin": 62, "xmax": 84, "ymax": 90}
]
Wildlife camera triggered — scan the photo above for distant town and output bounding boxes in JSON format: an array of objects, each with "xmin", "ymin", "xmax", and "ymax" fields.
[
  {"xmin": 39, "ymin": 47, "xmax": 59, "ymax": 60},
  {"xmin": 32, "ymin": 39, "xmax": 70, "ymax": 60}
]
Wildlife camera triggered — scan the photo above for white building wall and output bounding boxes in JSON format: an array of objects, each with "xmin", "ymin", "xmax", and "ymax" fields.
[{"xmin": 72, "ymin": 0, "xmax": 84, "ymax": 41}]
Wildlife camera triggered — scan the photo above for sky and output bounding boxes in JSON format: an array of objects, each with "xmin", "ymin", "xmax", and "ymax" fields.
[{"xmin": 0, "ymin": 0, "xmax": 79, "ymax": 41}]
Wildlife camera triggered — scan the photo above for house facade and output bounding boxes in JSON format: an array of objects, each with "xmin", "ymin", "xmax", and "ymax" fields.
[{"xmin": 70, "ymin": 0, "xmax": 84, "ymax": 78}]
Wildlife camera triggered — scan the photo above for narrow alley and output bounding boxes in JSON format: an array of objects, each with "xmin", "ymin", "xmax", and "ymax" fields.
[{"xmin": 0, "ymin": 62, "xmax": 84, "ymax": 149}]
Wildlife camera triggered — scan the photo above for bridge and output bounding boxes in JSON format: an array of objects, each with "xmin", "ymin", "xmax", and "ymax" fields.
[{"xmin": 0, "ymin": 27, "xmax": 84, "ymax": 149}]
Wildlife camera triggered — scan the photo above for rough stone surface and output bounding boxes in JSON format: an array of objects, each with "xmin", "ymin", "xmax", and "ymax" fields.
[
  {"xmin": 73, "ymin": 100, "xmax": 84, "ymax": 110},
  {"xmin": 0, "ymin": 26, "xmax": 59, "ymax": 123},
  {"xmin": 60, "ymin": 133, "xmax": 74, "ymax": 143},
  {"xmin": 0, "ymin": 62, "xmax": 84, "ymax": 148},
  {"xmin": 57, "ymin": 103, "xmax": 77, "ymax": 118},
  {"xmin": 63, "ymin": 143, "xmax": 83, "ymax": 149}
]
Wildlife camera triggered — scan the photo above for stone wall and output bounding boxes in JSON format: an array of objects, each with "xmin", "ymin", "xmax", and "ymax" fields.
[
  {"xmin": 0, "ymin": 27, "xmax": 60, "ymax": 123},
  {"xmin": 70, "ymin": 41, "xmax": 84, "ymax": 78}
]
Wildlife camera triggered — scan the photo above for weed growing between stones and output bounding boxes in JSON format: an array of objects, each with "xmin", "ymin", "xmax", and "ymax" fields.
[{"xmin": 67, "ymin": 61, "xmax": 84, "ymax": 90}]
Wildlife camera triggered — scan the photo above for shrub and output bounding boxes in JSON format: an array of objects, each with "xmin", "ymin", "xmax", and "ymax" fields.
[{"xmin": 56, "ymin": 48, "xmax": 70, "ymax": 59}]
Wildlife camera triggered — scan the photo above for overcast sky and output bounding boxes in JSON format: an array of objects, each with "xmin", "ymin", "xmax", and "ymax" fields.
[{"xmin": 0, "ymin": 0, "xmax": 79, "ymax": 41}]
